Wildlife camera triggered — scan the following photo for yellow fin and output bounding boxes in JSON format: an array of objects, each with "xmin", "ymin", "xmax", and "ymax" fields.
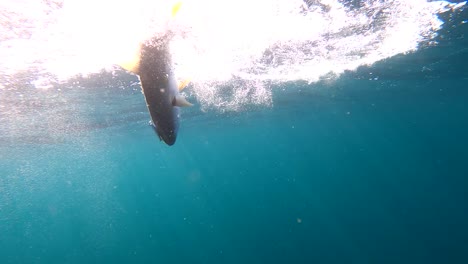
[
  {"xmin": 117, "ymin": 43, "xmax": 142, "ymax": 74},
  {"xmin": 178, "ymin": 78, "xmax": 191, "ymax": 91},
  {"xmin": 171, "ymin": 1, "xmax": 183, "ymax": 18},
  {"xmin": 118, "ymin": 1, "xmax": 182, "ymax": 74}
]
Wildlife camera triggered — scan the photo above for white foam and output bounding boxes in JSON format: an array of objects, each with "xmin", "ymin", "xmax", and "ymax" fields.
[{"xmin": 0, "ymin": 0, "xmax": 465, "ymax": 110}]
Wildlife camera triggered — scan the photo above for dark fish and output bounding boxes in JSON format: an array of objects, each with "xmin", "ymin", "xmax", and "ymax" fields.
[{"xmin": 121, "ymin": 37, "xmax": 192, "ymax": 146}]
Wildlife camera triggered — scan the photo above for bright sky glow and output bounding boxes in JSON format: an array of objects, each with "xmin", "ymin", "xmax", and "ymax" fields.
[{"xmin": 0, "ymin": 0, "xmax": 465, "ymax": 109}]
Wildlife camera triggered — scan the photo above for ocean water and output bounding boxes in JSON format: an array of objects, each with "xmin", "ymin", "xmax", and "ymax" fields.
[{"xmin": 1, "ymin": 0, "xmax": 468, "ymax": 263}]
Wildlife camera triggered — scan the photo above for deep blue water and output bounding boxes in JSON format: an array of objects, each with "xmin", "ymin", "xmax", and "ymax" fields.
[{"xmin": 1, "ymin": 7, "xmax": 468, "ymax": 264}]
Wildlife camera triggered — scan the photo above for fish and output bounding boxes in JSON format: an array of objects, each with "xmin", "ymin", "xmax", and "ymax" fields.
[{"xmin": 119, "ymin": 1, "xmax": 192, "ymax": 146}]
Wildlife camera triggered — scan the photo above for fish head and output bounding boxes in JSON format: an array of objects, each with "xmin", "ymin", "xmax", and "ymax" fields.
[{"xmin": 153, "ymin": 101, "xmax": 180, "ymax": 146}]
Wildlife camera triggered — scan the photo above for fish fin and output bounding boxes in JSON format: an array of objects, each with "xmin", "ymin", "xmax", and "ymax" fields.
[
  {"xmin": 178, "ymin": 79, "xmax": 191, "ymax": 91},
  {"xmin": 118, "ymin": 2, "xmax": 182, "ymax": 73},
  {"xmin": 171, "ymin": 1, "xmax": 183, "ymax": 18},
  {"xmin": 117, "ymin": 43, "xmax": 142, "ymax": 74},
  {"xmin": 172, "ymin": 95, "xmax": 193, "ymax": 107}
]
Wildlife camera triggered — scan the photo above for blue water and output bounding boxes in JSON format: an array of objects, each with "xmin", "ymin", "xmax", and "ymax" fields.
[{"xmin": 1, "ymin": 7, "xmax": 468, "ymax": 264}]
